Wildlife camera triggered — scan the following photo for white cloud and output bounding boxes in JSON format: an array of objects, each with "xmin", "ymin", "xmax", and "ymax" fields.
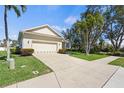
[
  {"xmin": 10, "ymin": 34, "xmax": 18, "ymax": 40},
  {"xmin": 104, "ymin": 39, "xmax": 124, "ymax": 48},
  {"xmin": 64, "ymin": 16, "xmax": 77, "ymax": 25},
  {"xmin": 104, "ymin": 39, "xmax": 111, "ymax": 44}
]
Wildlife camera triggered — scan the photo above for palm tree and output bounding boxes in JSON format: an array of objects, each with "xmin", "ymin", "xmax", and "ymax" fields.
[{"xmin": 4, "ymin": 5, "xmax": 26, "ymax": 60}]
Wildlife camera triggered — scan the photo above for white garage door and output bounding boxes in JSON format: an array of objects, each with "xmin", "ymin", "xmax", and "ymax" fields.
[{"xmin": 32, "ymin": 42, "xmax": 57, "ymax": 53}]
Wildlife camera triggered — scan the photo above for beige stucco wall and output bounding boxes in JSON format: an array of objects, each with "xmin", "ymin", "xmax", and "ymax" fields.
[
  {"xmin": 23, "ymin": 32, "xmax": 63, "ymax": 42},
  {"xmin": 22, "ymin": 38, "xmax": 32, "ymax": 48},
  {"xmin": 33, "ymin": 27, "xmax": 58, "ymax": 37},
  {"xmin": 57, "ymin": 42, "xmax": 62, "ymax": 50}
]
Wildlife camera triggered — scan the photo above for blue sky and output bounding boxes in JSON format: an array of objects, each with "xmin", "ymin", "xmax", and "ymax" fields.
[{"xmin": 0, "ymin": 5, "xmax": 86, "ymax": 40}]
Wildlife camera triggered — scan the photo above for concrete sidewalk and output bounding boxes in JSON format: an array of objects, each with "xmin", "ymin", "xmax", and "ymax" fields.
[
  {"xmin": 6, "ymin": 72, "xmax": 60, "ymax": 88},
  {"xmin": 92, "ymin": 56, "xmax": 120, "ymax": 65},
  {"xmin": 104, "ymin": 67, "xmax": 124, "ymax": 88}
]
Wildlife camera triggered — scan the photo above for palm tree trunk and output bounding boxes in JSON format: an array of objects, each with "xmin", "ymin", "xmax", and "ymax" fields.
[{"xmin": 4, "ymin": 6, "xmax": 10, "ymax": 60}]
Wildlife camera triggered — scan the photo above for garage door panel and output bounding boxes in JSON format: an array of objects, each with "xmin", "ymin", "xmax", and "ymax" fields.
[{"xmin": 32, "ymin": 43, "xmax": 57, "ymax": 53}]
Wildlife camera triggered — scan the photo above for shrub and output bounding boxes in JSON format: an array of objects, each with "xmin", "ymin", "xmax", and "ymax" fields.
[
  {"xmin": 90, "ymin": 46, "xmax": 100, "ymax": 54},
  {"xmin": 112, "ymin": 51, "xmax": 121, "ymax": 56},
  {"xmin": 58, "ymin": 49, "xmax": 66, "ymax": 54},
  {"xmin": 16, "ymin": 46, "xmax": 21, "ymax": 54},
  {"xmin": 101, "ymin": 48, "xmax": 109, "ymax": 52},
  {"xmin": 66, "ymin": 48, "xmax": 71, "ymax": 51},
  {"xmin": 10, "ymin": 47, "xmax": 16, "ymax": 54},
  {"xmin": 20, "ymin": 48, "xmax": 34, "ymax": 56},
  {"xmin": 101, "ymin": 45, "xmax": 113, "ymax": 52},
  {"xmin": 10, "ymin": 47, "xmax": 21, "ymax": 54},
  {"xmin": 101, "ymin": 48, "xmax": 112, "ymax": 52},
  {"xmin": 66, "ymin": 48, "xmax": 84, "ymax": 53},
  {"xmin": 120, "ymin": 47, "xmax": 124, "ymax": 52}
]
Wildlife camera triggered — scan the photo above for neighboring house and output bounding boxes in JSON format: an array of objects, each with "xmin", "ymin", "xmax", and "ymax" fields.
[
  {"xmin": 0, "ymin": 47, "xmax": 6, "ymax": 51},
  {"xmin": 18, "ymin": 24, "xmax": 68, "ymax": 54}
]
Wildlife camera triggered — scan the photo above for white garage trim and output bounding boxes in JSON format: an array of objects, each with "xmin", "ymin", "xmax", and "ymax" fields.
[
  {"xmin": 32, "ymin": 42, "xmax": 58, "ymax": 54},
  {"xmin": 32, "ymin": 39, "xmax": 59, "ymax": 44}
]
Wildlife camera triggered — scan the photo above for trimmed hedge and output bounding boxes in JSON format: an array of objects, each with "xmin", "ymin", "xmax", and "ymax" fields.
[
  {"xmin": 58, "ymin": 49, "xmax": 66, "ymax": 54},
  {"xmin": 20, "ymin": 48, "xmax": 34, "ymax": 56}
]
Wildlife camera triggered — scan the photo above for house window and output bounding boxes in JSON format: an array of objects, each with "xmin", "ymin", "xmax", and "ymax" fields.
[{"xmin": 27, "ymin": 40, "xmax": 29, "ymax": 44}]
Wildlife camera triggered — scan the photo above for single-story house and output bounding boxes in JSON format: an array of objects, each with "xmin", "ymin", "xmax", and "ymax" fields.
[{"xmin": 18, "ymin": 24, "xmax": 69, "ymax": 54}]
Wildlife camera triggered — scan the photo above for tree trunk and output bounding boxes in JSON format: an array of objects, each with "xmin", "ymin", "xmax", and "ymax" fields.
[
  {"xmin": 85, "ymin": 46, "xmax": 89, "ymax": 55},
  {"xmin": 86, "ymin": 49, "xmax": 89, "ymax": 55},
  {"xmin": 85, "ymin": 32, "xmax": 89, "ymax": 55},
  {"xmin": 4, "ymin": 6, "xmax": 10, "ymax": 60}
]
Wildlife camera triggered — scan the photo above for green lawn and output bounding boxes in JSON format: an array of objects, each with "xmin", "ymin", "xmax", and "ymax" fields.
[
  {"xmin": 69, "ymin": 51, "xmax": 108, "ymax": 61},
  {"xmin": 0, "ymin": 51, "xmax": 52, "ymax": 87},
  {"xmin": 109, "ymin": 57, "xmax": 124, "ymax": 67}
]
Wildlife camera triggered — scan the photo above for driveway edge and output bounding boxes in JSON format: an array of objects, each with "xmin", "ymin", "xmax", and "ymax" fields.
[{"xmin": 101, "ymin": 66, "xmax": 120, "ymax": 88}]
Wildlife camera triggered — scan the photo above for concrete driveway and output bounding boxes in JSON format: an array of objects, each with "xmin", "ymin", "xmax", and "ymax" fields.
[{"xmin": 33, "ymin": 53, "xmax": 118, "ymax": 88}]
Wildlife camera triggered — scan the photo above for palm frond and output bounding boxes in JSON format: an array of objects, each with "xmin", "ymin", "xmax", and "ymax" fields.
[
  {"xmin": 12, "ymin": 5, "xmax": 21, "ymax": 17},
  {"xmin": 21, "ymin": 5, "xmax": 27, "ymax": 13},
  {"xmin": 5, "ymin": 5, "xmax": 12, "ymax": 10}
]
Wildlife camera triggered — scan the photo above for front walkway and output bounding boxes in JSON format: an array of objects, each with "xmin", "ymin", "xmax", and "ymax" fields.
[
  {"xmin": 92, "ymin": 56, "xmax": 120, "ymax": 64},
  {"xmin": 6, "ymin": 54, "xmax": 123, "ymax": 88}
]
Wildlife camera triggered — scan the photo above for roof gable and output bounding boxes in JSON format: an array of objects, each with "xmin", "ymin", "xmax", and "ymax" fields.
[
  {"xmin": 34, "ymin": 27, "xmax": 58, "ymax": 36},
  {"xmin": 23, "ymin": 25, "xmax": 63, "ymax": 38}
]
